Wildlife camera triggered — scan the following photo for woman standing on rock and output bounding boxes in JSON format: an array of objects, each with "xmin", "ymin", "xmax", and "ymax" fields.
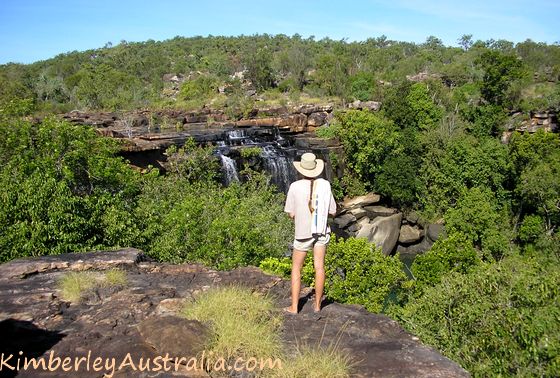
[{"xmin": 284, "ymin": 153, "xmax": 336, "ymax": 314}]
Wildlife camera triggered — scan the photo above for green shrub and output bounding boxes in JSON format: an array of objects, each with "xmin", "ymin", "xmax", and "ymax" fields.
[
  {"xmin": 518, "ymin": 215, "xmax": 545, "ymax": 244},
  {"xmin": 165, "ymin": 139, "xmax": 221, "ymax": 184},
  {"xmin": 411, "ymin": 233, "xmax": 481, "ymax": 292},
  {"xmin": 240, "ymin": 146, "xmax": 263, "ymax": 159},
  {"xmin": 349, "ymin": 71, "xmax": 376, "ymax": 101},
  {"xmin": 0, "ymin": 117, "xmax": 142, "ymax": 262},
  {"xmin": 137, "ymin": 174, "xmax": 292, "ymax": 270},
  {"xmin": 259, "ymin": 237, "xmax": 409, "ymax": 314},
  {"xmin": 259, "ymin": 257, "xmax": 292, "ymax": 278},
  {"xmin": 418, "ymin": 133, "xmax": 510, "ymax": 218},
  {"xmin": 322, "ymin": 237, "xmax": 408, "ymax": 313},
  {"xmin": 179, "ymin": 75, "xmax": 219, "ymax": 101},
  {"xmin": 335, "ymin": 110, "xmax": 401, "ymax": 186},
  {"xmin": 444, "ymin": 187, "xmax": 511, "ymax": 259},
  {"xmin": 402, "ymin": 254, "xmax": 560, "ymax": 377},
  {"xmin": 315, "ymin": 123, "xmax": 341, "ymax": 139}
]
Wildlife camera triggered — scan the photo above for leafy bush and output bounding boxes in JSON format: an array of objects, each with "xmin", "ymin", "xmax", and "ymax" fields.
[
  {"xmin": 323, "ymin": 237, "xmax": 408, "ymax": 313},
  {"xmin": 411, "ymin": 233, "xmax": 481, "ymax": 293},
  {"xmin": 444, "ymin": 187, "xmax": 511, "ymax": 259},
  {"xmin": 334, "ymin": 110, "xmax": 401, "ymax": 187},
  {"xmin": 418, "ymin": 133, "xmax": 510, "ymax": 218},
  {"xmin": 179, "ymin": 75, "xmax": 220, "ymax": 101},
  {"xmin": 349, "ymin": 71, "xmax": 376, "ymax": 101},
  {"xmin": 165, "ymin": 139, "xmax": 220, "ymax": 184},
  {"xmin": 240, "ymin": 146, "xmax": 262, "ymax": 159},
  {"xmin": 382, "ymin": 81, "xmax": 443, "ymax": 131},
  {"xmin": 259, "ymin": 237, "xmax": 409, "ymax": 313},
  {"xmin": 510, "ymin": 130, "xmax": 560, "ymax": 234},
  {"xmin": 136, "ymin": 172, "xmax": 292, "ymax": 270},
  {"xmin": 315, "ymin": 123, "xmax": 341, "ymax": 139},
  {"xmin": 259, "ymin": 257, "xmax": 292, "ymax": 278},
  {"xmin": 402, "ymin": 254, "xmax": 560, "ymax": 377},
  {"xmin": 0, "ymin": 117, "xmax": 142, "ymax": 262}
]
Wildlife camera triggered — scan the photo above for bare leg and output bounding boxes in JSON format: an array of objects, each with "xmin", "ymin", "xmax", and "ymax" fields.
[
  {"xmin": 313, "ymin": 244, "xmax": 326, "ymax": 312},
  {"xmin": 287, "ymin": 249, "xmax": 307, "ymax": 314}
]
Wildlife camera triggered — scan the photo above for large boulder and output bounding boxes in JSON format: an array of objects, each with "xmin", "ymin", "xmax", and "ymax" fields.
[
  {"xmin": 356, "ymin": 213, "xmax": 403, "ymax": 254},
  {"xmin": 342, "ymin": 193, "xmax": 381, "ymax": 209},
  {"xmin": 334, "ymin": 213, "xmax": 357, "ymax": 229},
  {"xmin": 307, "ymin": 112, "xmax": 328, "ymax": 126},
  {"xmin": 399, "ymin": 225, "xmax": 423, "ymax": 244},
  {"xmin": 350, "ymin": 207, "xmax": 368, "ymax": 220},
  {"xmin": 427, "ymin": 224, "xmax": 445, "ymax": 242},
  {"xmin": 364, "ymin": 205, "xmax": 398, "ymax": 217}
]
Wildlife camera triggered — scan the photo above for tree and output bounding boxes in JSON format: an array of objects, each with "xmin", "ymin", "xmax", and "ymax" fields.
[
  {"xmin": 476, "ymin": 50, "xmax": 527, "ymax": 107},
  {"xmin": 334, "ymin": 110, "xmax": 401, "ymax": 187},
  {"xmin": 243, "ymin": 47, "xmax": 275, "ymax": 91},
  {"xmin": 458, "ymin": 34, "xmax": 473, "ymax": 51},
  {"xmin": 314, "ymin": 52, "xmax": 350, "ymax": 97}
]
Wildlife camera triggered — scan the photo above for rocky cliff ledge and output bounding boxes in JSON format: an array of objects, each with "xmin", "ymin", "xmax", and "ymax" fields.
[
  {"xmin": 0, "ymin": 250, "xmax": 468, "ymax": 377},
  {"xmin": 61, "ymin": 105, "xmax": 335, "ymax": 153}
]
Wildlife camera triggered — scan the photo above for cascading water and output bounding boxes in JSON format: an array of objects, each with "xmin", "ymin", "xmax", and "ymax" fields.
[
  {"xmin": 260, "ymin": 145, "xmax": 297, "ymax": 193},
  {"xmin": 215, "ymin": 127, "xmax": 310, "ymax": 193},
  {"xmin": 219, "ymin": 153, "xmax": 240, "ymax": 185}
]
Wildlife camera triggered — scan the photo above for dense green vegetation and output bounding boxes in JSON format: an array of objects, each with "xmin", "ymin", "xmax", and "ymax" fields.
[
  {"xmin": 0, "ymin": 113, "xmax": 291, "ymax": 266},
  {"xmin": 1, "ymin": 34, "xmax": 559, "ymax": 376},
  {"xmin": 1, "ymin": 34, "xmax": 559, "ymax": 113}
]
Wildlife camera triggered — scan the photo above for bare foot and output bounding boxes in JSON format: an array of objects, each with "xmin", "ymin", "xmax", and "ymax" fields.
[
  {"xmin": 313, "ymin": 304, "xmax": 321, "ymax": 313},
  {"xmin": 283, "ymin": 306, "xmax": 298, "ymax": 315}
]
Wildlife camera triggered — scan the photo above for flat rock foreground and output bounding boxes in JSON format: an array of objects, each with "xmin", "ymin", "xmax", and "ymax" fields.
[{"xmin": 0, "ymin": 249, "xmax": 469, "ymax": 377}]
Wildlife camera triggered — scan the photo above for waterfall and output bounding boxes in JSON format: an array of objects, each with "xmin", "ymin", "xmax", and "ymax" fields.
[
  {"xmin": 219, "ymin": 153, "xmax": 239, "ymax": 185},
  {"xmin": 227, "ymin": 129, "xmax": 248, "ymax": 145},
  {"xmin": 260, "ymin": 145, "xmax": 296, "ymax": 192}
]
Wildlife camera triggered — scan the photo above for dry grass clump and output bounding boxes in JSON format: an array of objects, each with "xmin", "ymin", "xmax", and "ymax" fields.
[
  {"xmin": 58, "ymin": 269, "xmax": 128, "ymax": 302},
  {"xmin": 181, "ymin": 286, "xmax": 282, "ymax": 363},
  {"xmin": 103, "ymin": 268, "xmax": 128, "ymax": 286},
  {"xmin": 273, "ymin": 344, "xmax": 352, "ymax": 378},
  {"xmin": 180, "ymin": 285, "xmax": 353, "ymax": 377}
]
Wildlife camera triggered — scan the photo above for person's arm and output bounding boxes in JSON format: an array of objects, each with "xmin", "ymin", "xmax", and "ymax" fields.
[
  {"xmin": 328, "ymin": 191, "xmax": 337, "ymax": 217},
  {"xmin": 284, "ymin": 185, "xmax": 296, "ymax": 219}
]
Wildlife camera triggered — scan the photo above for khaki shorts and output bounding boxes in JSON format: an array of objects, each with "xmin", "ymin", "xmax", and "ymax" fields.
[{"xmin": 293, "ymin": 234, "xmax": 331, "ymax": 252}]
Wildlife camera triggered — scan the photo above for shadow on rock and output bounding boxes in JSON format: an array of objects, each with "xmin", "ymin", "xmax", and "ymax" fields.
[{"xmin": 0, "ymin": 319, "xmax": 65, "ymax": 378}]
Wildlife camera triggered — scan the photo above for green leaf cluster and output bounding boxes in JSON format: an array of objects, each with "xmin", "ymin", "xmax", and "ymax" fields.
[{"xmin": 402, "ymin": 253, "xmax": 560, "ymax": 377}]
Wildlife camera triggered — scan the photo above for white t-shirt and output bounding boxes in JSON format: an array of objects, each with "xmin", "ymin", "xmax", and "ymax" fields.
[{"xmin": 284, "ymin": 178, "xmax": 337, "ymax": 239}]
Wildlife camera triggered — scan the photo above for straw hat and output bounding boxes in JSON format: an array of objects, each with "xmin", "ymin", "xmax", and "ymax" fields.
[{"xmin": 293, "ymin": 153, "xmax": 324, "ymax": 178}]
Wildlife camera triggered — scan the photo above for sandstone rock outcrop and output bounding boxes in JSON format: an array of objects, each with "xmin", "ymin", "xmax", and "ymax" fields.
[
  {"xmin": 333, "ymin": 193, "xmax": 445, "ymax": 255},
  {"xmin": 399, "ymin": 224, "xmax": 423, "ymax": 244},
  {"xmin": 341, "ymin": 193, "xmax": 381, "ymax": 209},
  {"xmin": 356, "ymin": 213, "xmax": 403, "ymax": 255},
  {"xmin": 0, "ymin": 250, "xmax": 469, "ymax": 377}
]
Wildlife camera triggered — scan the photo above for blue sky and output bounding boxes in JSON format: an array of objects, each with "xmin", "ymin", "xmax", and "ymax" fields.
[{"xmin": 1, "ymin": 0, "xmax": 558, "ymax": 64}]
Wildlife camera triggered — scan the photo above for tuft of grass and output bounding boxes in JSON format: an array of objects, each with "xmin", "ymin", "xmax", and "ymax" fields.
[
  {"xmin": 104, "ymin": 269, "xmax": 128, "ymax": 286},
  {"xmin": 58, "ymin": 271, "xmax": 98, "ymax": 303},
  {"xmin": 58, "ymin": 269, "xmax": 128, "ymax": 303},
  {"xmin": 181, "ymin": 286, "xmax": 282, "ymax": 363},
  {"xmin": 273, "ymin": 345, "xmax": 352, "ymax": 378}
]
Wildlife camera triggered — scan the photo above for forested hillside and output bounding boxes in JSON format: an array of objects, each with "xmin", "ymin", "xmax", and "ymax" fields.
[
  {"xmin": 1, "ymin": 34, "xmax": 559, "ymax": 376},
  {"xmin": 1, "ymin": 34, "xmax": 559, "ymax": 114}
]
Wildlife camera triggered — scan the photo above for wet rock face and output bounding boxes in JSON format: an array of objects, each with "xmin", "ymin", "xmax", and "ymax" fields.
[{"xmin": 0, "ymin": 250, "xmax": 468, "ymax": 377}]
